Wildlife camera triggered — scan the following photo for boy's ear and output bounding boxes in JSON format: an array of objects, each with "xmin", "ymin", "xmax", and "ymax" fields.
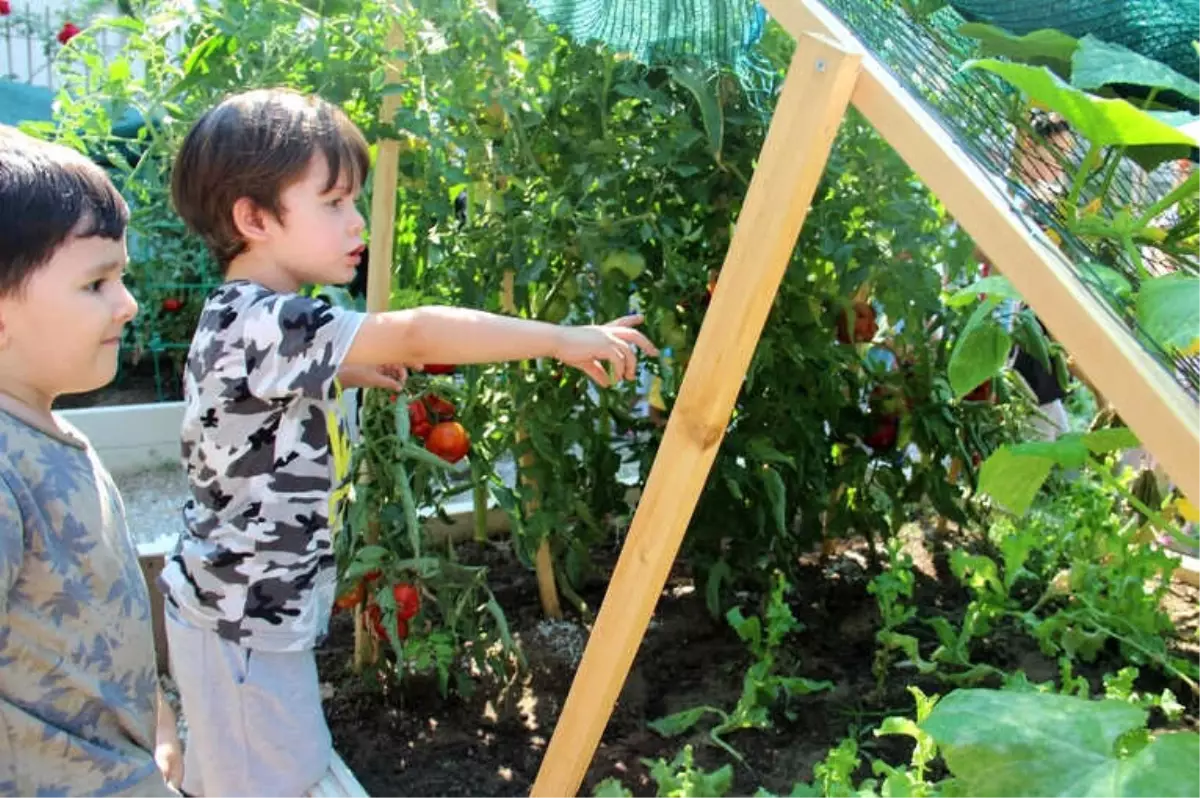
[
  {"xmin": 0, "ymin": 307, "xmax": 11, "ymax": 351},
  {"xmin": 231, "ymin": 197, "xmax": 274, "ymax": 243}
]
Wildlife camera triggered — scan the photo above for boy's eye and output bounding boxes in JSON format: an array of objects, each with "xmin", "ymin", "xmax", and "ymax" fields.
[
  {"xmin": 88, "ymin": 279, "xmax": 105, "ymax": 292},
  {"xmin": 329, "ymin": 197, "xmax": 344, "ymax": 208}
]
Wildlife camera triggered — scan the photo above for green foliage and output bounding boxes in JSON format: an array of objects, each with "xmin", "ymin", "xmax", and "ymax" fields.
[{"xmin": 650, "ymin": 573, "xmax": 832, "ymax": 760}]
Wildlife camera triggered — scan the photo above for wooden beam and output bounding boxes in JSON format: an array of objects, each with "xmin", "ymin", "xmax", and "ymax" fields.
[
  {"xmin": 356, "ymin": 22, "xmax": 407, "ymax": 671},
  {"xmin": 761, "ymin": 0, "xmax": 1200, "ymax": 505},
  {"xmin": 529, "ymin": 33, "xmax": 862, "ymax": 797},
  {"xmin": 366, "ymin": 24, "xmax": 407, "ymax": 314}
]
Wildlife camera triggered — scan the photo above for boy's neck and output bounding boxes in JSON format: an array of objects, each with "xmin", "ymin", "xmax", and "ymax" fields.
[
  {"xmin": 0, "ymin": 384, "xmax": 62, "ymax": 434},
  {"xmin": 225, "ymin": 250, "xmax": 302, "ymax": 294}
]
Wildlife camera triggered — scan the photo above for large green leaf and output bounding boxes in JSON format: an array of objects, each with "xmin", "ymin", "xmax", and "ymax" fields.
[
  {"xmin": 978, "ymin": 446, "xmax": 1055, "ymax": 515},
  {"xmin": 958, "ymin": 23, "xmax": 1078, "ymax": 75},
  {"xmin": 1136, "ymin": 274, "xmax": 1200, "ymax": 353},
  {"xmin": 963, "ymin": 60, "xmax": 1197, "ymax": 149},
  {"xmin": 1010, "ymin": 435, "xmax": 1089, "ymax": 469},
  {"xmin": 948, "ymin": 300, "xmax": 1011, "ymax": 398},
  {"xmin": 922, "ymin": 689, "xmax": 1200, "ymax": 797},
  {"xmin": 1072, "ymin": 35, "xmax": 1200, "ymax": 102},
  {"xmin": 1082, "ymin": 427, "xmax": 1140, "ymax": 454}
]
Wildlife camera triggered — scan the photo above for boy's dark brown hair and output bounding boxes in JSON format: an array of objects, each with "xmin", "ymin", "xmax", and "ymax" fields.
[
  {"xmin": 0, "ymin": 126, "xmax": 128, "ymax": 297},
  {"xmin": 171, "ymin": 89, "xmax": 370, "ymax": 270}
]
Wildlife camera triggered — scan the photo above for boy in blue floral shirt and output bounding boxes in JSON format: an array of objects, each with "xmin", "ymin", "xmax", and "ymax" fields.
[{"xmin": 0, "ymin": 127, "xmax": 182, "ymax": 795}]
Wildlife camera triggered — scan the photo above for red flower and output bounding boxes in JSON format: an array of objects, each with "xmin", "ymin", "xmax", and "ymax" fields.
[
  {"xmin": 57, "ymin": 23, "xmax": 82, "ymax": 45},
  {"xmin": 0, "ymin": 2, "xmax": 12, "ymax": 17}
]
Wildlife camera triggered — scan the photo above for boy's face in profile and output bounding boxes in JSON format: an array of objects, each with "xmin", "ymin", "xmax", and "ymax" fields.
[
  {"xmin": 251, "ymin": 154, "xmax": 366, "ymax": 288},
  {"xmin": 0, "ymin": 230, "xmax": 137, "ymax": 402}
]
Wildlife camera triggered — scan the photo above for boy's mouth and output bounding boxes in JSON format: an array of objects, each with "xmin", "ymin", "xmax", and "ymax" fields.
[{"xmin": 348, "ymin": 244, "xmax": 366, "ymax": 259}]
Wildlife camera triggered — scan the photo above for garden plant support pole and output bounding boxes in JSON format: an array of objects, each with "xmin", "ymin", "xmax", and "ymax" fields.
[
  {"xmin": 483, "ymin": 0, "xmax": 562, "ymax": 618},
  {"xmin": 355, "ymin": 22, "xmax": 406, "ymax": 671},
  {"xmin": 765, "ymin": 0, "xmax": 1200, "ymax": 507},
  {"xmin": 530, "ymin": 32, "xmax": 862, "ymax": 797}
]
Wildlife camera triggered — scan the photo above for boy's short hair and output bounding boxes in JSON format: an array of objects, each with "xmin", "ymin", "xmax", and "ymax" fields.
[
  {"xmin": 0, "ymin": 126, "xmax": 128, "ymax": 297},
  {"xmin": 171, "ymin": 89, "xmax": 370, "ymax": 270}
]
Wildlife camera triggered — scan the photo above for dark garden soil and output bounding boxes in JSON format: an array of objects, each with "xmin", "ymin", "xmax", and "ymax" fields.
[{"xmin": 318, "ymin": 532, "xmax": 1199, "ymax": 797}]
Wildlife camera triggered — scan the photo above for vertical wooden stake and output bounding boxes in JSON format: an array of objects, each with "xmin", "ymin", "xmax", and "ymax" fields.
[
  {"xmin": 530, "ymin": 33, "xmax": 861, "ymax": 797},
  {"xmin": 355, "ymin": 22, "xmax": 407, "ymax": 672}
]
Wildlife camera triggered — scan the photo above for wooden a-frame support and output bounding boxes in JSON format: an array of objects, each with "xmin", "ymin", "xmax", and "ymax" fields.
[{"xmin": 530, "ymin": 0, "xmax": 1200, "ymax": 794}]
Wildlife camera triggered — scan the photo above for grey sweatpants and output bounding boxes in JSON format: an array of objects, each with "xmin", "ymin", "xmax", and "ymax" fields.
[{"xmin": 164, "ymin": 605, "xmax": 332, "ymax": 797}]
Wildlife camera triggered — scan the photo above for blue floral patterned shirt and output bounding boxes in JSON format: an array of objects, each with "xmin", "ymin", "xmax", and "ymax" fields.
[{"xmin": 0, "ymin": 406, "xmax": 166, "ymax": 796}]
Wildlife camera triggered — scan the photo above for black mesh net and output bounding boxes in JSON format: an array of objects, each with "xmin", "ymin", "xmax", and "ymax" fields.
[{"xmin": 822, "ymin": 0, "xmax": 1198, "ymax": 398}]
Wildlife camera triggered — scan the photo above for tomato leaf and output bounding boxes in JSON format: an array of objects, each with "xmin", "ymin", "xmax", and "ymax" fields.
[
  {"xmin": 1072, "ymin": 35, "xmax": 1200, "ymax": 102},
  {"xmin": 963, "ymin": 60, "xmax": 1197, "ymax": 149},
  {"xmin": 922, "ymin": 689, "xmax": 1200, "ymax": 797},
  {"xmin": 1136, "ymin": 274, "xmax": 1200, "ymax": 354},
  {"xmin": 978, "ymin": 446, "xmax": 1055, "ymax": 516},
  {"xmin": 761, "ymin": 465, "xmax": 788, "ymax": 536},
  {"xmin": 948, "ymin": 299, "xmax": 1012, "ymax": 398},
  {"xmin": 946, "ymin": 275, "xmax": 1024, "ymax": 308},
  {"xmin": 667, "ymin": 63, "xmax": 723, "ymax": 159},
  {"xmin": 705, "ymin": 559, "xmax": 732, "ymax": 619},
  {"xmin": 1011, "ymin": 310, "xmax": 1052, "ymax": 372}
]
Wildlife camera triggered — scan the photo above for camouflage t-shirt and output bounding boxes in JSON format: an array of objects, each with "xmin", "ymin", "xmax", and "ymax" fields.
[
  {"xmin": 0, "ymin": 406, "xmax": 164, "ymax": 797},
  {"xmin": 159, "ymin": 281, "xmax": 364, "ymax": 652}
]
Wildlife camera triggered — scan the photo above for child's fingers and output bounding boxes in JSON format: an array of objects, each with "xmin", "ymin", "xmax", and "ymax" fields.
[
  {"xmin": 613, "ymin": 341, "xmax": 637, "ymax": 380},
  {"xmin": 604, "ymin": 314, "xmax": 645, "ymax": 329},
  {"xmin": 611, "ymin": 327, "xmax": 659, "ymax": 356},
  {"xmin": 575, "ymin": 359, "xmax": 611, "ymax": 387}
]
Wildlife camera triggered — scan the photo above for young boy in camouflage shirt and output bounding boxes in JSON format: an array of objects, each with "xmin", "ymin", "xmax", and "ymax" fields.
[
  {"xmin": 0, "ymin": 127, "xmax": 182, "ymax": 795},
  {"xmin": 159, "ymin": 88, "xmax": 657, "ymax": 796}
]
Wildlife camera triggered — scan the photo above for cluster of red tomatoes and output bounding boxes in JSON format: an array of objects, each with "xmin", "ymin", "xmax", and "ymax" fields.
[
  {"xmin": 392, "ymin": 365, "xmax": 471, "ymax": 464},
  {"xmin": 334, "ymin": 571, "xmax": 421, "ymax": 641}
]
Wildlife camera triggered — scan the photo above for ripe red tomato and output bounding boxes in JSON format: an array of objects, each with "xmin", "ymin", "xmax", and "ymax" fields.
[
  {"xmin": 426, "ymin": 421, "xmax": 470, "ymax": 464},
  {"xmin": 407, "ymin": 400, "xmax": 428, "ymax": 428},
  {"xmin": 334, "ymin": 581, "xmax": 365, "ymax": 612},
  {"xmin": 424, "ymin": 394, "xmax": 455, "ymax": 419},
  {"xmin": 395, "ymin": 618, "xmax": 409, "ymax": 639},
  {"xmin": 424, "ymin": 363, "xmax": 455, "ymax": 375},
  {"xmin": 865, "ymin": 415, "xmax": 899, "ymax": 450},
  {"xmin": 162, "ymin": 297, "xmax": 183, "ymax": 313},
  {"xmin": 0, "ymin": 2, "xmax": 12, "ymax": 17},
  {"xmin": 412, "ymin": 420, "xmax": 432, "ymax": 440},
  {"xmin": 364, "ymin": 568, "xmax": 382, "ymax": 584},
  {"xmin": 392, "ymin": 583, "xmax": 420, "ymax": 621}
]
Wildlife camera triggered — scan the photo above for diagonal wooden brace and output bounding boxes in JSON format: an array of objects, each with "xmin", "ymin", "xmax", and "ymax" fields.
[{"xmin": 530, "ymin": 32, "xmax": 863, "ymax": 798}]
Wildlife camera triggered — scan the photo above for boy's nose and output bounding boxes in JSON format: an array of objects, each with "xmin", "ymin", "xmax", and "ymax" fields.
[
  {"xmin": 114, "ymin": 281, "xmax": 138, "ymax": 324},
  {"xmin": 350, "ymin": 207, "xmax": 365, "ymax": 235}
]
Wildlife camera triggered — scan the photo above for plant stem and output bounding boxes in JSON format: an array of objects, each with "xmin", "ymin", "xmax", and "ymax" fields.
[
  {"xmin": 395, "ymin": 462, "xmax": 423, "ymax": 559},
  {"xmin": 1065, "ymin": 143, "xmax": 1103, "ymax": 223},
  {"xmin": 472, "ymin": 463, "xmax": 490, "ymax": 542},
  {"xmin": 1090, "ymin": 456, "xmax": 1187, "ymax": 547},
  {"xmin": 1094, "ymin": 146, "xmax": 1125, "ymax": 206}
]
